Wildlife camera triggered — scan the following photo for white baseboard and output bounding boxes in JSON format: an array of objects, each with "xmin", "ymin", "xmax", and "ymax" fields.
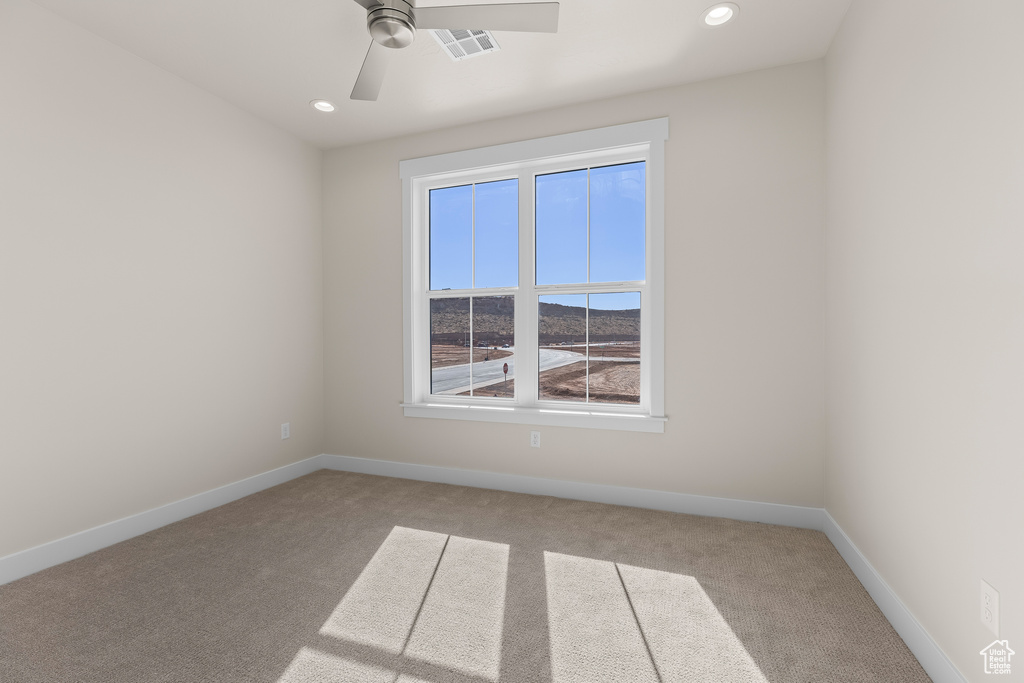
[
  {"xmin": 0, "ymin": 452, "xmax": 966, "ymax": 683},
  {"xmin": 320, "ymin": 454, "xmax": 823, "ymax": 529},
  {"xmin": 821, "ymin": 511, "xmax": 967, "ymax": 683},
  {"xmin": 0, "ymin": 455, "xmax": 326, "ymax": 587}
]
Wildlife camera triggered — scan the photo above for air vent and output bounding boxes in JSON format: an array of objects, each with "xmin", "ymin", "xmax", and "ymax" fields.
[{"xmin": 430, "ymin": 28, "xmax": 501, "ymax": 61}]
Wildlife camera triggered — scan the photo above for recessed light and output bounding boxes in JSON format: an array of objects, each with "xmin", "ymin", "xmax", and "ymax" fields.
[
  {"xmin": 702, "ymin": 3, "xmax": 739, "ymax": 26},
  {"xmin": 310, "ymin": 99, "xmax": 335, "ymax": 112}
]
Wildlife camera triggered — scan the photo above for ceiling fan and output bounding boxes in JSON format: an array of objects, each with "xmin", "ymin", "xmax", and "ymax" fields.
[{"xmin": 348, "ymin": 0, "xmax": 560, "ymax": 101}]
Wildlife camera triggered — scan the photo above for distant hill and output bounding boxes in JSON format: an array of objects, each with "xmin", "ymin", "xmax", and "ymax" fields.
[
  {"xmin": 539, "ymin": 302, "xmax": 639, "ymax": 342},
  {"xmin": 429, "ymin": 297, "xmax": 639, "ymax": 344}
]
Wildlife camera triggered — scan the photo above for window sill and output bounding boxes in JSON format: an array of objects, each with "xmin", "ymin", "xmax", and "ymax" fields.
[{"xmin": 400, "ymin": 403, "xmax": 666, "ymax": 433}]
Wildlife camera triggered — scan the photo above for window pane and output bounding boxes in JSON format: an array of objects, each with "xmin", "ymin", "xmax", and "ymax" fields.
[
  {"xmin": 588, "ymin": 292, "xmax": 640, "ymax": 404},
  {"xmin": 590, "ymin": 162, "xmax": 645, "ymax": 283},
  {"xmin": 536, "ymin": 169, "xmax": 587, "ymax": 285},
  {"xmin": 538, "ymin": 294, "xmax": 587, "ymax": 402},
  {"xmin": 474, "ymin": 179, "xmax": 518, "ymax": 289},
  {"xmin": 467, "ymin": 296, "xmax": 515, "ymax": 397},
  {"xmin": 430, "ymin": 297, "xmax": 470, "ymax": 395},
  {"xmin": 430, "ymin": 185, "xmax": 472, "ymax": 290}
]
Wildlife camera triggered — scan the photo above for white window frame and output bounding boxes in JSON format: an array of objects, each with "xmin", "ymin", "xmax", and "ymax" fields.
[{"xmin": 400, "ymin": 119, "xmax": 668, "ymax": 433}]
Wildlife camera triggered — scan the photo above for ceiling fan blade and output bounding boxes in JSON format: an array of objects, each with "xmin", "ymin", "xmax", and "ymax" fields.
[
  {"xmin": 350, "ymin": 41, "xmax": 392, "ymax": 101},
  {"xmin": 351, "ymin": 0, "xmax": 382, "ymax": 9},
  {"xmin": 415, "ymin": 2, "xmax": 559, "ymax": 33}
]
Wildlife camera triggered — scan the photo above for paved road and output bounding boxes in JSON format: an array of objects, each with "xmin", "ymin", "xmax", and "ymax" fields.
[{"xmin": 431, "ymin": 347, "xmax": 586, "ymax": 395}]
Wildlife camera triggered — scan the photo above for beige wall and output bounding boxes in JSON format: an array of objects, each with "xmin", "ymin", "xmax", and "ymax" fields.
[
  {"xmin": 825, "ymin": 0, "xmax": 1024, "ymax": 677},
  {"xmin": 324, "ymin": 61, "xmax": 826, "ymax": 507},
  {"xmin": 0, "ymin": 0, "xmax": 324, "ymax": 558}
]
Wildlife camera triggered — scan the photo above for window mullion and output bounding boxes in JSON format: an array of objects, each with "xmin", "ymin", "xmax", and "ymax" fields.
[
  {"xmin": 469, "ymin": 183, "xmax": 475, "ymax": 397},
  {"xmin": 416, "ymin": 181, "xmax": 431, "ymax": 403},
  {"xmin": 518, "ymin": 169, "xmax": 538, "ymax": 407},
  {"xmin": 585, "ymin": 168, "xmax": 590, "ymax": 404},
  {"xmin": 534, "ymin": 281, "xmax": 645, "ymax": 295},
  {"xmin": 585, "ymin": 294, "xmax": 590, "ymax": 403},
  {"xmin": 428, "ymin": 286, "xmax": 516, "ymax": 299},
  {"xmin": 468, "ymin": 296, "xmax": 474, "ymax": 396},
  {"xmin": 471, "ymin": 183, "xmax": 476, "ymax": 289}
]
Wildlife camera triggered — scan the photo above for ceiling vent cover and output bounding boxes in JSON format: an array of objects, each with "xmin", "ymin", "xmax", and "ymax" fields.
[{"xmin": 429, "ymin": 29, "xmax": 501, "ymax": 61}]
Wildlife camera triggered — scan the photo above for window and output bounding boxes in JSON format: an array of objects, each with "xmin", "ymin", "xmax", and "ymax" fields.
[{"xmin": 401, "ymin": 119, "xmax": 668, "ymax": 432}]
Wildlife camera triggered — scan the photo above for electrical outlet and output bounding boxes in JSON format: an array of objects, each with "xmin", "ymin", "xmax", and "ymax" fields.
[
  {"xmin": 281, "ymin": 422, "xmax": 290, "ymax": 440},
  {"xmin": 981, "ymin": 579, "xmax": 1000, "ymax": 636},
  {"xmin": 530, "ymin": 431, "xmax": 541, "ymax": 448}
]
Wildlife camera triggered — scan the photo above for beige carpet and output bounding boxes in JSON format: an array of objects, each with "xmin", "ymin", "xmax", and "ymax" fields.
[{"xmin": 0, "ymin": 470, "xmax": 931, "ymax": 682}]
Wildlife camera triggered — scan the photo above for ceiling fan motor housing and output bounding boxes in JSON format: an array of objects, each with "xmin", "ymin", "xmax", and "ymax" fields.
[{"xmin": 368, "ymin": 0, "xmax": 416, "ymax": 49}]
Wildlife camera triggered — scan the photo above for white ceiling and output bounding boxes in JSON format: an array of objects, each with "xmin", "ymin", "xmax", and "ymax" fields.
[{"xmin": 32, "ymin": 0, "xmax": 851, "ymax": 149}]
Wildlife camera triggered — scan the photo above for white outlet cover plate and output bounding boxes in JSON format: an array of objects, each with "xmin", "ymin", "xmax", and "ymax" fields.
[{"xmin": 981, "ymin": 579, "xmax": 1000, "ymax": 637}]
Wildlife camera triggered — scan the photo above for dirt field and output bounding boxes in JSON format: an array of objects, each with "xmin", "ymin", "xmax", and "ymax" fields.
[
  {"xmin": 541, "ymin": 360, "xmax": 640, "ymax": 404},
  {"xmin": 461, "ymin": 359, "xmax": 639, "ymax": 404},
  {"xmin": 462, "ymin": 377, "xmax": 516, "ymax": 398},
  {"xmin": 431, "ymin": 345, "xmax": 512, "ymax": 368}
]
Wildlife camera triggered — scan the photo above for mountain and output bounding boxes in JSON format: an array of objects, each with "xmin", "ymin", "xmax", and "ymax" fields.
[{"xmin": 429, "ymin": 297, "xmax": 639, "ymax": 344}]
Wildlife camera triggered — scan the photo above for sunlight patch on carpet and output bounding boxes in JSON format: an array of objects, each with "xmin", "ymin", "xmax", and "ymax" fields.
[
  {"xmin": 319, "ymin": 526, "xmax": 448, "ymax": 653},
  {"xmin": 618, "ymin": 563, "xmax": 769, "ymax": 682},
  {"xmin": 545, "ymin": 552, "xmax": 770, "ymax": 683},
  {"xmin": 544, "ymin": 551, "xmax": 660, "ymax": 682},
  {"xmin": 277, "ymin": 647, "xmax": 394, "ymax": 683},
  {"xmin": 404, "ymin": 534, "xmax": 509, "ymax": 680},
  {"xmin": 316, "ymin": 526, "xmax": 509, "ymax": 680}
]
